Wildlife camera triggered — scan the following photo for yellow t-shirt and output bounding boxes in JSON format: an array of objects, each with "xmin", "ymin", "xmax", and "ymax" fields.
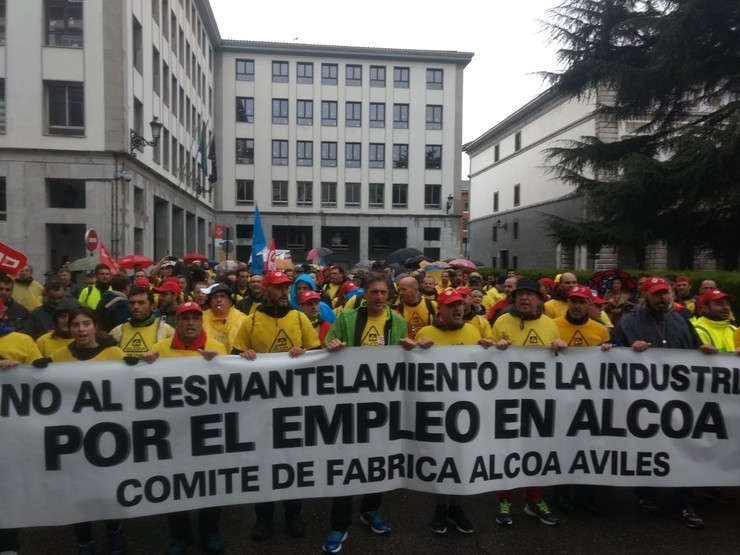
[
  {"xmin": 50, "ymin": 345, "xmax": 126, "ymax": 362},
  {"xmin": 360, "ymin": 314, "xmax": 389, "ymax": 346},
  {"xmin": 0, "ymin": 332, "xmax": 43, "ymax": 364},
  {"xmin": 553, "ymin": 316, "xmax": 610, "ymax": 347},
  {"xmin": 544, "ymin": 299, "xmax": 568, "ymax": 319},
  {"xmin": 415, "ymin": 323, "xmax": 481, "ymax": 346},
  {"xmin": 36, "ymin": 332, "xmax": 74, "ymax": 358},
  {"xmin": 491, "ymin": 313, "xmax": 560, "ymax": 346},
  {"xmin": 111, "ymin": 320, "xmax": 175, "ymax": 355},
  {"xmin": 151, "ymin": 337, "xmax": 227, "ymax": 357},
  {"xmin": 398, "ymin": 299, "xmax": 437, "ymax": 338},
  {"xmin": 233, "ymin": 309, "xmax": 320, "ymax": 353}
]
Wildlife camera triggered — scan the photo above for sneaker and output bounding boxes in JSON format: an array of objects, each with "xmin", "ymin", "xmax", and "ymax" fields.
[
  {"xmin": 78, "ymin": 542, "xmax": 95, "ymax": 555},
  {"xmin": 360, "ymin": 510, "xmax": 391, "ymax": 534},
  {"xmin": 524, "ymin": 499, "xmax": 559, "ymax": 525},
  {"xmin": 201, "ymin": 534, "xmax": 224, "ymax": 554},
  {"xmin": 495, "ymin": 499, "xmax": 513, "ymax": 526},
  {"xmin": 677, "ymin": 508, "xmax": 705, "ymax": 529},
  {"xmin": 286, "ymin": 513, "xmax": 306, "ymax": 537},
  {"xmin": 322, "ymin": 530, "xmax": 348, "ymax": 553},
  {"xmin": 430, "ymin": 505, "xmax": 447, "ymax": 534},
  {"xmin": 447, "ymin": 504, "xmax": 474, "ymax": 534},
  {"xmin": 251, "ymin": 517, "xmax": 272, "ymax": 542},
  {"xmin": 638, "ymin": 497, "xmax": 658, "ymax": 515},
  {"xmin": 107, "ymin": 528, "xmax": 127, "ymax": 555},
  {"xmin": 166, "ymin": 539, "xmax": 188, "ymax": 555}
]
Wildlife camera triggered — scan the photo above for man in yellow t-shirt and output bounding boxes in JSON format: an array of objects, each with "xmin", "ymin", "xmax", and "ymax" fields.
[
  {"xmin": 321, "ymin": 273, "xmax": 408, "ymax": 553},
  {"xmin": 111, "ymin": 287, "xmax": 174, "ymax": 356},
  {"xmin": 411, "ymin": 288, "xmax": 495, "ymax": 535},
  {"xmin": 140, "ymin": 301, "xmax": 226, "ymax": 555},
  {"xmin": 553, "ymin": 286, "xmax": 611, "ymax": 347},
  {"xmin": 233, "ymin": 271, "xmax": 318, "ymax": 542}
]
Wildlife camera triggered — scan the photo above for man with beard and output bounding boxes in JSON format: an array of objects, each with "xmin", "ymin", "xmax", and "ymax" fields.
[
  {"xmin": 140, "ymin": 301, "xmax": 226, "ymax": 555},
  {"xmin": 320, "ymin": 273, "xmax": 408, "ymax": 553},
  {"xmin": 491, "ymin": 278, "xmax": 566, "ymax": 527},
  {"xmin": 233, "ymin": 271, "xmax": 319, "ymax": 543},
  {"xmin": 610, "ymin": 276, "xmax": 704, "ymax": 528},
  {"xmin": 78, "ymin": 264, "xmax": 112, "ymax": 309},
  {"xmin": 410, "ymin": 288, "xmax": 496, "ymax": 536},
  {"xmin": 0, "ymin": 273, "xmax": 30, "ymax": 331},
  {"xmin": 111, "ymin": 286, "xmax": 174, "ymax": 356},
  {"xmin": 691, "ymin": 289, "xmax": 738, "ymax": 353},
  {"xmin": 235, "ymin": 273, "xmax": 264, "ymax": 315},
  {"xmin": 486, "ymin": 275, "xmax": 518, "ymax": 324},
  {"xmin": 153, "ymin": 277, "xmax": 181, "ymax": 326},
  {"xmin": 544, "ymin": 272, "xmax": 578, "ymax": 319},
  {"xmin": 57, "ymin": 266, "xmax": 82, "ymax": 299},
  {"xmin": 552, "ymin": 285, "xmax": 612, "ymax": 513}
]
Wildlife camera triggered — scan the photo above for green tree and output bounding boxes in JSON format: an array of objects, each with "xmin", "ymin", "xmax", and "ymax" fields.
[{"xmin": 543, "ymin": 0, "xmax": 740, "ymax": 268}]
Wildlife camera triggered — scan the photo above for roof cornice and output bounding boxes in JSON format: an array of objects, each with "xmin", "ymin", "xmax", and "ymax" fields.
[{"xmin": 217, "ymin": 40, "xmax": 474, "ymax": 66}]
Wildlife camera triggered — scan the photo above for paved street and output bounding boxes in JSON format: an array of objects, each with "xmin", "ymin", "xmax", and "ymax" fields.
[{"xmin": 19, "ymin": 487, "xmax": 740, "ymax": 554}]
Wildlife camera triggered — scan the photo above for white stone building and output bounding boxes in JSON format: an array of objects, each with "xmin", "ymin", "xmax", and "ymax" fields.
[
  {"xmin": 0, "ymin": 1, "xmax": 472, "ymax": 273},
  {"xmin": 464, "ymin": 87, "xmax": 720, "ymax": 271}
]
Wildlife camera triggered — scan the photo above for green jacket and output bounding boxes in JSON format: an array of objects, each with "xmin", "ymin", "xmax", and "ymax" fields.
[
  {"xmin": 325, "ymin": 304, "xmax": 408, "ymax": 347},
  {"xmin": 692, "ymin": 316, "xmax": 737, "ymax": 352}
]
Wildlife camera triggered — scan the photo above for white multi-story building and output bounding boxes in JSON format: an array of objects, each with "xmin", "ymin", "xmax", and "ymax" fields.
[
  {"xmin": 0, "ymin": 1, "xmax": 472, "ymax": 273},
  {"xmin": 214, "ymin": 42, "xmax": 472, "ymax": 267},
  {"xmin": 0, "ymin": 0, "xmax": 219, "ymax": 269},
  {"xmin": 464, "ymin": 87, "xmax": 720, "ymax": 271}
]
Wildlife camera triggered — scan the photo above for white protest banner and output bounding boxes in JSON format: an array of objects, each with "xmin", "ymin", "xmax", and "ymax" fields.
[{"xmin": 1, "ymin": 345, "xmax": 739, "ymax": 528}]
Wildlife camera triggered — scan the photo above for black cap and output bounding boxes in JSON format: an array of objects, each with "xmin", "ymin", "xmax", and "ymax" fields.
[{"xmin": 511, "ymin": 278, "xmax": 542, "ymax": 297}]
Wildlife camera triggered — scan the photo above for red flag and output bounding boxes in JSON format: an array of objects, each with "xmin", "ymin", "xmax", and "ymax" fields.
[
  {"xmin": 266, "ymin": 238, "xmax": 277, "ymax": 271},
  {"xmin": 0, "ymin": 242, "xmax": 27, "ymax": 277},
  {"xmin": 98, "ymin": 242, "xmax": 119, "ymax": 273}
]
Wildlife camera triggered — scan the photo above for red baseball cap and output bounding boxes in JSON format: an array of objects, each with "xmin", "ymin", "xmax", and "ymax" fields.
[
  {"xmin": 590, "ymin": 290, "xmax": 606, "ymax": 305},
  {"xmin": 339, "ymin": 281, "xmax": 358, "ymax": 295},
  {"xmin": 134, "ymin": 277, "xmax": 150, "ymax": 288},
  {"xmin": 568, "ymin": 285, "xmax": 592, "ymax": 299},
  {"xmin": 676, "ymin": 276, "xmax": 691, "ymax": 285},
  {"xmin": 642, "ymin": 277, "xmax": 670, "ymax": 294},
  {"xmin": 262, "ymin": 271, "xmax": 292, "ymax": 287},
  {"xmin": 154, "ymin": 279, "xmax": 181, "ymax": 295},
  {"xmin": 175, "ymin": 301, "xmax": 203, "ymax": 317},
  {"xmin": 437, "ymin": 289, "xmax": 464, "ymax": 305},
  {"xmin": 698, "ymin": 290, "xmax": 734, "ymax": 310},
  {"xmin": 456, "ymin": 286, "xmax": 473, "ymax": 297},
  {"xmin": 299, "ymin": 290, "xmax": 322, "ymax": 304}
]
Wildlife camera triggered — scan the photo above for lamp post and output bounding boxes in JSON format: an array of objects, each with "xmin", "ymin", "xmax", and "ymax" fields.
[
  {"xmin": 130, "ymin": 117, "xmax": 163, "ymax": 153},
  {"xmin": 446, "ymin": 194, "xmax": 454, "ymax": 214}
]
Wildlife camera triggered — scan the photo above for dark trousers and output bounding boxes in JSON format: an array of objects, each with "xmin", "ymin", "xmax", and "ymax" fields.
[
  {"xmin": 168, "ymin": 508, "xmax": 221, "ymax": 542},
  {"xmin": 0, "ymin": 528, "xmax": 19, "ymax": 551},
  {"xmin": 254, "ymin": 499, "xmax": 302, "ymax": 521},
  {"xmin": 74, "ymin": 520, "xmax": 120, "ymax": 545},
  {"xmin": 330, "ymin": 493, "xmax": 383, "ymax": 532},
  {"xmin": 636, "ymin": 486, "xmax": 695, "ymax": 509}
]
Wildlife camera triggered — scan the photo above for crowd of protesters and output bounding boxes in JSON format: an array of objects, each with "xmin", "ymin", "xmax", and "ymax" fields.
[{"xmin": 0, "ymin": 257, "xmax": 738, "ymax": 554}]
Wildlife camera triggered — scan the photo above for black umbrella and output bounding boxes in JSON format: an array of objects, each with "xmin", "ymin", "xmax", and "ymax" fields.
[
  {"xmin": 384, "ymin": 247, "xmax": 424, "ymax": 266},
  {"xmin": 403, "ymin": 254, "xmax": 434, "ymax": 268}
]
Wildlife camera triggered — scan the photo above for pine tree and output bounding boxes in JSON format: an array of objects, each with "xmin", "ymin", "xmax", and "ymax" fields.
[{"xmin": 543, "ymin": 0, "xmax": 740, "ymax": 268}]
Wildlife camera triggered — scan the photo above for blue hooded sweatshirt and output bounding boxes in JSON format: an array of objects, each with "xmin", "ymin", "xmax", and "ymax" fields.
[{"xmin": 290, "ymin": 274, "xmax": 336, "ymax": 324}]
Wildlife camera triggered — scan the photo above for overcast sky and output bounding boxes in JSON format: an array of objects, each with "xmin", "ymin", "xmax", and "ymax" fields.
[{"xmin": 210, "ymin": 0, "xmax": 562, "ymax": 164}]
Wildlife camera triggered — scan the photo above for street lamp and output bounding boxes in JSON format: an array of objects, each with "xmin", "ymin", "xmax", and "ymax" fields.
[
  {"xmin": 130, "ymin": 117, "xmax": 163, "ymax": 153},
  {"xmin": 446, "ymin": 194, "xmax": 454, "ymax": 214}
]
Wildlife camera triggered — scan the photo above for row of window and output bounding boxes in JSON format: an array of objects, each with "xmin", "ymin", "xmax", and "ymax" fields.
[
  {"xmin": 236, "ymin": 180, "xmax": 443, "ymax": 209},
  {"xmin": 493, "ymin": 131, "xmax": 522, "ymax": 163},
  {"xmin": 235, "ymin": 139, "xmax": 442, "ymax": 169},
  {"xmin": 492, "ymin": 184, "xmax": 521, "ymax": 212},
  {"xmin": 236, "ymin": 97, "xmax": 443, "ymax": 129},
  {"xmin": 236, "ymin": 60, "xmax": 444, "ymax": 90}
]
